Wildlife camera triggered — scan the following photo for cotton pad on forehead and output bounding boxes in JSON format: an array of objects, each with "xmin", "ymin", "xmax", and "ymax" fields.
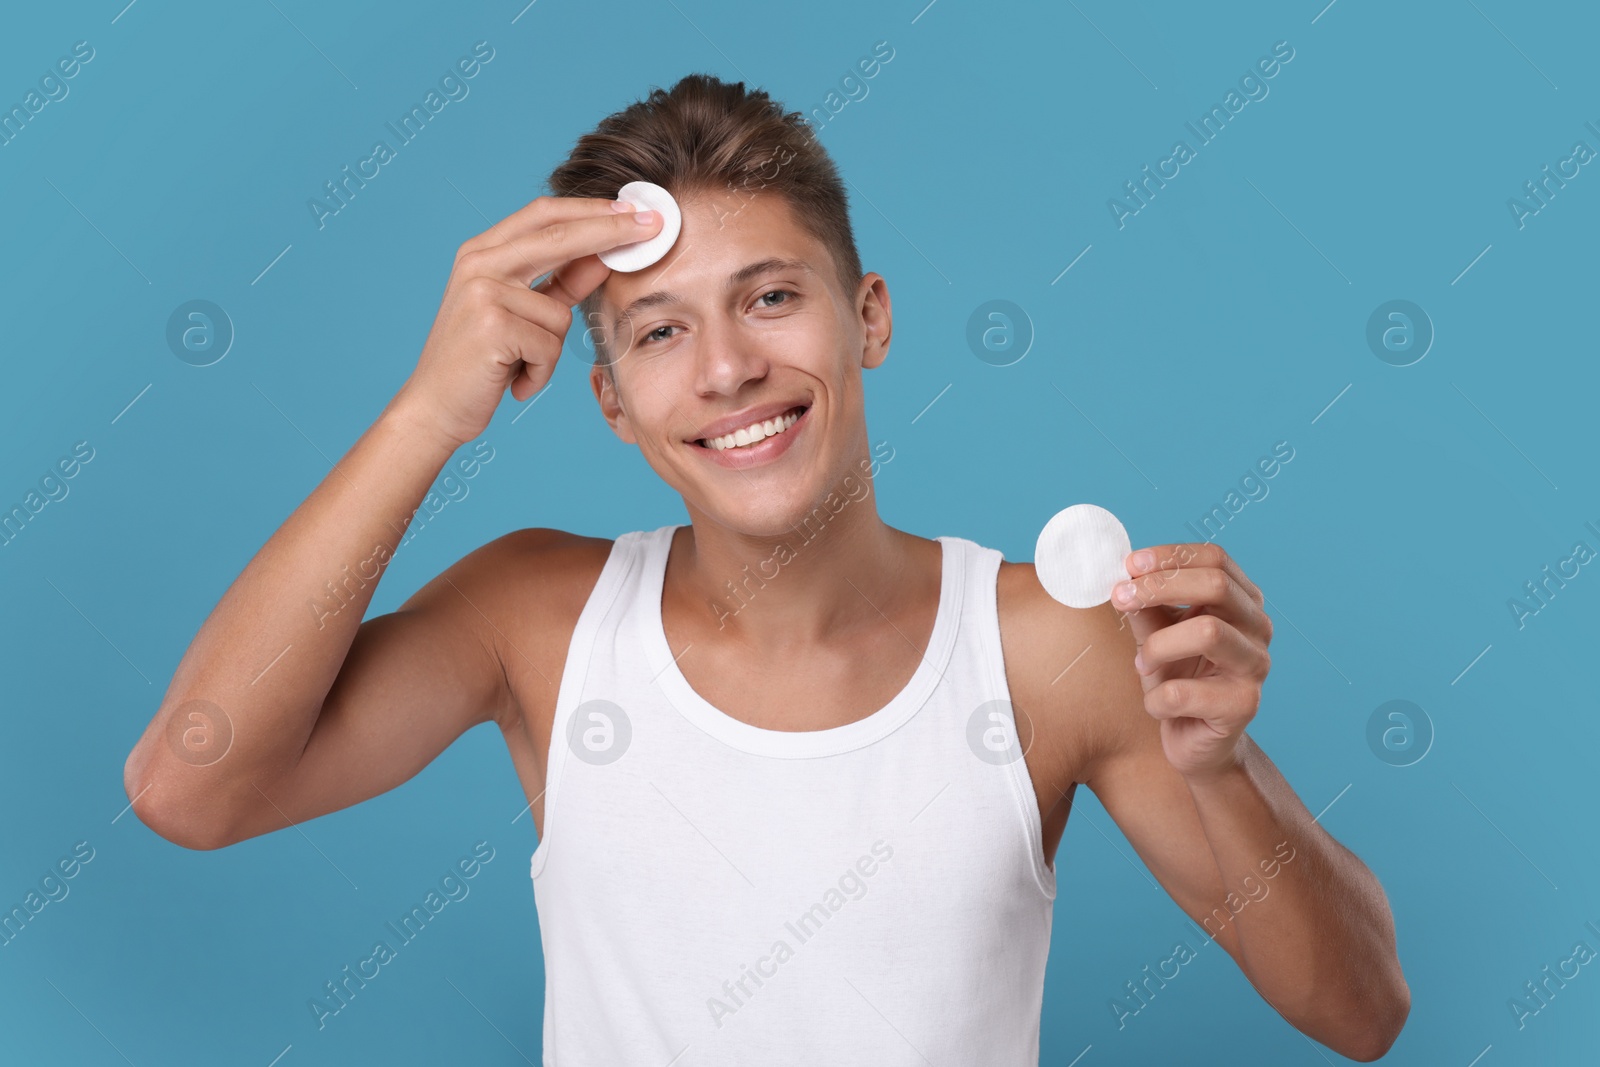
[
  {"xmin": 1035, "ymin": 504, "xmax": 1133, "ymax": 609},
  {"xmin": 598, "ymin": 180, "xmax": 683, "ymax": 273}
]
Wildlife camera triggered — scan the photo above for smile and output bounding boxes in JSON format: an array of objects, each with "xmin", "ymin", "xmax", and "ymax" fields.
[{"xmin": 695, "ymin": 405, "xmax": 807, "ymax": 451}]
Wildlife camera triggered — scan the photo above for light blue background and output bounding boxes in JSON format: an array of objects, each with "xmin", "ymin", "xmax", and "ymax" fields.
[{"xmin": 2, "ymin": 0, "xmax": 1596, "ymax": 1063}]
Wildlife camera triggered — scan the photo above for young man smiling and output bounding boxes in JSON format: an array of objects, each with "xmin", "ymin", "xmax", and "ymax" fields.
[{"xmin": 124, "ymin": 74, "xmax": 1409, "ymax": 1063}]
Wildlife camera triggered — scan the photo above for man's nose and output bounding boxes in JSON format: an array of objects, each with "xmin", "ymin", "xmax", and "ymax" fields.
[{"xmin": 693, "ymin": 317, "xmax": 769, "ymax": 395}]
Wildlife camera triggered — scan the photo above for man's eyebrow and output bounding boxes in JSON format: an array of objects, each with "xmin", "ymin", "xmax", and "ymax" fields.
[{"xmin": 610, "ymin": 257, "xmax": 814, "ymax": 330}]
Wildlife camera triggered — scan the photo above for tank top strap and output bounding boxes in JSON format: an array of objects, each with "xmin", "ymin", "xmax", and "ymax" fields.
[
  {"xmin": 528, "ymin": 526, "xmax": 652, "ymax": 880},
  {"xmin": 943, "ymin": 534, "xmax": 1059, "ymax": 900}
]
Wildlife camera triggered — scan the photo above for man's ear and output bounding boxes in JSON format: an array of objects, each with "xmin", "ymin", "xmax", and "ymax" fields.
[
  {"xmin": 590, "ymin": 363, "xmax": 637, "ymax": 444},
  {"xmin": 857, "ymin": 272, "xmax": 892, "ymax": 370}
]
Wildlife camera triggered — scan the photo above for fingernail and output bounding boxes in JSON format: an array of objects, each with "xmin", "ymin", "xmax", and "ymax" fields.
[
  {"xmin": 1133, "ymin": 650, "xmax": 1145, "ymax": 673},
  {"xmin": 611, "ymin": 199, "xmax": 635, "ymax": 212},
  {"xmin": 1115, "ymin": 582, "xmax": 1137, "ymax": 604},
  {"xmin": 634, "ymin": 209, "xmax": 657, "ymax": 225},
  {"xmin": 1131, "ymin": 550, "xmax": 1154, "ymax": 572}
]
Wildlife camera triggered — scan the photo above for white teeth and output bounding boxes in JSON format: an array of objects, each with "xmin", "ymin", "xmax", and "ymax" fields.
[{"xmin": 703, "ymin": 408, "xmax": 802, "ymax": 451}]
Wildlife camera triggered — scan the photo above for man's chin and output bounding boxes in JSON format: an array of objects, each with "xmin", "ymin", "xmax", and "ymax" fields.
[{"xmin": 685, "ymin": 484, "xmax": 839, "ymax": 542}]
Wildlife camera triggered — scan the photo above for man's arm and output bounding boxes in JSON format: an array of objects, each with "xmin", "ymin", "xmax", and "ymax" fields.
[
  {"xmin": 1048, "ymin": 546, "xmax": 1409, "ymax": 1061},
  {"xmin": 121, "ymin": 396, "xmax": 511, "ymax": 850},
  {"xmin": 123, "ymin": 194, "xmax": 661, "ymax": 849}
]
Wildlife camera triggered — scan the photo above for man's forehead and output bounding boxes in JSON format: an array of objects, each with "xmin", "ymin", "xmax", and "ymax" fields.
[
  {"xmin": 605, "ymin": 190, "xmax": 813, "ymax": 287},
  {"xmin": 594, "ymin": 190, "xmax": 836, "ymax": 348}
]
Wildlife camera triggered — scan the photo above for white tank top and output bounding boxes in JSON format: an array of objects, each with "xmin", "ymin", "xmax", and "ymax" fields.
[{"xmin": 530, "ymin": 524, "xmax": 1057, "ymax": 1065}]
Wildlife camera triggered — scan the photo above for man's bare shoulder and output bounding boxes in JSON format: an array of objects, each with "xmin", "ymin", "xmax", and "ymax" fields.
[
  {"xmin": 995, "ymin": 558, "xmax": 1144, "ymax": 786},
  {"xmin": 465, "ymin": 526, "xmax": 615, "ymax": 583},
  {"xmin": 446, "ymin": 527, "xmax": 617, "ymax": 730}
]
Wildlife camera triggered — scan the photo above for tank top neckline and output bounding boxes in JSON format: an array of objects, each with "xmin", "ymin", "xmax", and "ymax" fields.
[{"xmin": 640, "ymin": 523, "xmax": 967, "ymax": 759}]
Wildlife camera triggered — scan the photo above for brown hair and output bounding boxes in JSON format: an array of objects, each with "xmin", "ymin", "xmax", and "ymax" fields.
[{"xmin": 545, "ymin": 73, "xmax": 862, "ymax": 375}]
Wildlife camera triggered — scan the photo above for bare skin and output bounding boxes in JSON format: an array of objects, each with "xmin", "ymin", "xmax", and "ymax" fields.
[{"xmin": 125, "ymin": 184, "xmax": 1408, "ymax": 1062}]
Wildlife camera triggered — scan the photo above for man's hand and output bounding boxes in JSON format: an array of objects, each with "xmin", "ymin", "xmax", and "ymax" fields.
[
  {"xmin": 1113, "ymin": 541, "xmax": 1274, "ymax": 780},
  {"xmin": 394, "ymin": 195, "xmax": 663, "ymax": 450}
]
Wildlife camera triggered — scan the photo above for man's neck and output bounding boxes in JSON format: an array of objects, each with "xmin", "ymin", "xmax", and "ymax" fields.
[{"xmin": 672, "ymin": 497, "xmax": 924, "ymax": 652}]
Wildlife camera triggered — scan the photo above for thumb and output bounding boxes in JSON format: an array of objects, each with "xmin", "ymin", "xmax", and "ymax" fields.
[
  {"xmin": 535, "ymin": 252, "xmax": 612, "ymax": 308},
  {"xmin": 509, "ymin": 361, "xmax": 539, "ymax": 403}
]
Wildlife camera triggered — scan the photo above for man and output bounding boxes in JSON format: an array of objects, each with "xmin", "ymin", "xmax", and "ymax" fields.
[{"xmin": 124, "ymin": 73, "xmax": 1408, "ymax": 1063}]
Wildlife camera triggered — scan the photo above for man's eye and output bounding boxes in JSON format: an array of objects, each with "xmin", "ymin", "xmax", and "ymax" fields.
[{"xmin": 640, "ymin": 292, "xmax": 793, "ymax": 345}]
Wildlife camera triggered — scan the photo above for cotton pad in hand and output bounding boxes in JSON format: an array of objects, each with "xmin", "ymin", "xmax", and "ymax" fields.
[
  {"xmin": 599, "ymin": 181, "xmax": 682, "ymax": 273},
  {"xmin": 1035, "ymin": 503, "xmax": 1133, "ymax": 609}
]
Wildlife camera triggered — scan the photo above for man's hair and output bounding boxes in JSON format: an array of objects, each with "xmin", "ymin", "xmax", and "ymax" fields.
[{"xmin": 545, "ymin": 73, "xmax": 862, "ymax": 377}]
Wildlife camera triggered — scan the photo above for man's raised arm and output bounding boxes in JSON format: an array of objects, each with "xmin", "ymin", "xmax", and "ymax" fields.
[{"xmin": 122, "ymin": 195, "xmax": 663, "ymax": 849}]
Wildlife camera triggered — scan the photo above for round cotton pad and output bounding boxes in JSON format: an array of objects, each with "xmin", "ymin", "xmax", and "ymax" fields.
[
  {"xmin": 598, "ymin": 181, "xmax": 682, "ymax": 273},
  {"xmin": 1035, "ymin": 503, "xmax": 1134, "ymax": 609}
]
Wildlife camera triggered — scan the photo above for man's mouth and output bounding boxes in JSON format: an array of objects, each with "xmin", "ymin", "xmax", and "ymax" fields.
[{"xmin": 694, "ymin": 405, "xmax": 808, "ymax": 451}]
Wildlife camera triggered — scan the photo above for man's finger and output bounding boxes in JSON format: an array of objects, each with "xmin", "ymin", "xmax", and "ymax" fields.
[
  {"xmin": 1117, "ymin": 597, "xmax": 1174, "ymax": 668},
  {"xmin": 1136, "ymin": 613, "xmax": 1269, "ymax": 680},
  {"xmin": 1113, "ymin": 565, "xmax": 1264, "ymax": 638},
  {"xmin": 458, "ymin": 195, "xmax": 628, "ymax": 260},
  {"xmin": 1142, "ymin": 676, "xmax": 1261, "ymax": 723},
  {"xmin": 1126, "ymin": 541, "xmax": 1264, "ymax": 607},
  {"xmin": 470, "ymin": 208, "xmax": 662, "ymax": 289}
]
